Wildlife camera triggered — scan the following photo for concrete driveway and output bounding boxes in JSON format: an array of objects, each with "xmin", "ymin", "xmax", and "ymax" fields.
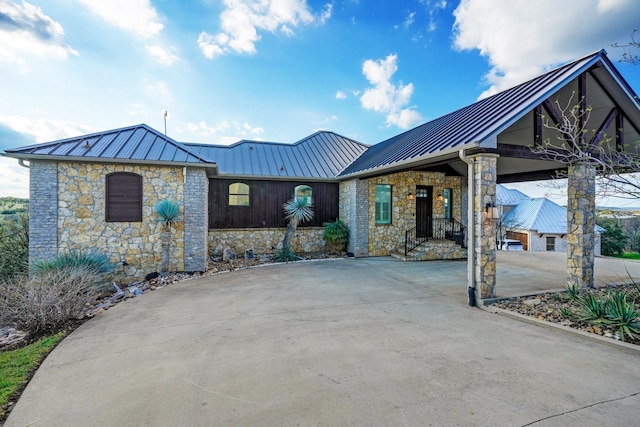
[{"xmin": 6, "ymin": 256, "xmax": 640, "ymax": 426}]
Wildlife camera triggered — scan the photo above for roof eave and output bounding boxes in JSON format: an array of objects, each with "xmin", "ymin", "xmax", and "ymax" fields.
[
  {"xmin": 1, "ymin": 152, "xmax": 218, "ymax": 171},
  {"xmin": 214, "ymin": 172, "xmax": 341, "ymax": 182},
  {"xmin": 339, "ymin": 142, "xmax": 479, "ymax": 179}
]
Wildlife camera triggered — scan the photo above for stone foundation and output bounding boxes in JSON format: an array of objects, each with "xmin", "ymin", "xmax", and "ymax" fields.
[{"xmin": 209, "ymin": 227, "xmax": 326, "ymax": 257}]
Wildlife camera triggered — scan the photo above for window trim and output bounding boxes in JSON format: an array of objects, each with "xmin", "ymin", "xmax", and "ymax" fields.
[
  {"xmin": 375, "ymin": 184, "xmax": 392, "ymax": 225},
  {"xmin": 546, "ymin": 236, "xmax": 556, "ymax": 251},
  {"xmin": 228, "ymin": 182, "xmax": 250, "ymax": 207},
  {"xmin": 105, "ymin": 172, "xmax": 143, "ymax": 222}
]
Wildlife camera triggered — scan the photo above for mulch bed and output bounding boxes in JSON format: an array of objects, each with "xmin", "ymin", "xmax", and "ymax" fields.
[{"xmin": 489, "ymin": 282, "xmax": 640, "ymax": 346}]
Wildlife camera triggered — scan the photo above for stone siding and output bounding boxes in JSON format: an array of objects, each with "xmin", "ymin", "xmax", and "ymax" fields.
[
  {"xmin": 367, "ymin": 171, "xmax": 462, "ymax": 256},
  {"xmin": 209, "ymin": 227, "xmax": 325, "ymax": 256},
  {"xmin": 57, "ymin": 162, "xmax": 185, "ymax": 280},
  {"xmin": 184, "ymin": 168, "xmax": 208, "ymax": 271},
  {"xmin": 339, "ymin": 179, "xmax": 369, "ymax": 257},
  {"xmin": 29, "ymin": 161, "xmax": 58, "ymax": 266}
]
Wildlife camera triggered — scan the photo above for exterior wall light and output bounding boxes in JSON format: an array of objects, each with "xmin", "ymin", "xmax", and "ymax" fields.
[
  {"xmin": 407, "ymin": 192, "xmax": 414, "ymax": 201},
  {"xmin": 485, "ymin": 203, "xmax": 499, "ymax": 220}
]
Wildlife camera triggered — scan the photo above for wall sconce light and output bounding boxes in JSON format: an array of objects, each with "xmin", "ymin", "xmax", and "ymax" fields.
[
  {"xmin": 436, "ymin": 194, "xmax": 444, "ymax": 201},
  {"xmin": 407, "ymin": 192, "xmax": 414, "ymax": 201},
  {"xmin": 485, "ymin": 203, "xmax": 499, "ymax": 220}
]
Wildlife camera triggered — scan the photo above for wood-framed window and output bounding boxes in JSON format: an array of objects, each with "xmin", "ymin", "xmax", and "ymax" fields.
[
  {"xmin": 375, "ymin": 184, "xmax": 392, "ymax": 224},
  {"xmin": 105, "ymin": 172, "xmax": 142, "ymax": 222},
  {"xmin": 294, "ymin": 185, "xmax": 312, "ymax": 202},
  {"xmin": 229, "ymin": 182, "xmax": 250, "ymax": 206}
]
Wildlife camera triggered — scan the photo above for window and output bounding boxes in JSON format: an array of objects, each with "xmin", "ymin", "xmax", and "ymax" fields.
[
  {"xmin": 295, "ymin": 185, "xmax": 312, "ymax": 202},
  {"xmin": 105, "ymin": 172, "xmax": 142, "ymax": 222},
  {"xmin": 375, "ymin": 184, "xmax": 392, "ymax": 224},
  {"xmin": 443, "ymin": 188, "xmax": 452, "ymax": 219},
  {"xmin": 546, "ymin": 236, "xmax": 555, "ymax": 251},
  {"xmin": 229, "ymin": 182, "xmax": 250, "ymax": 206}
]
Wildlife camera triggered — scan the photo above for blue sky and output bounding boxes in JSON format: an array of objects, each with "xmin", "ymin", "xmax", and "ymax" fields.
[{"xmin": 0, "ymin": 0, "xmax": 639, "ymax": 206}]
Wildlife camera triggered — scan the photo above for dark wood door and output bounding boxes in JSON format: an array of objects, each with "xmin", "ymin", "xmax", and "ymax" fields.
[{"xmin": 415, "ymin": 185, "xmax": 433, "ymax": 238}]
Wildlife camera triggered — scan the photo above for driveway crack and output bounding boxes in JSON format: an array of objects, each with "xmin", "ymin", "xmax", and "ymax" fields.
[{"xmin": 521, "ymin": 391, "xmax": 640, "ymax": 426}]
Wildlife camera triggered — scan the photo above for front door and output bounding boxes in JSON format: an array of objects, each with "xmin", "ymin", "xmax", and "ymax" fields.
[{"xmin": 415, "ymin": 185, "xmax": 433, "ymax": 238}]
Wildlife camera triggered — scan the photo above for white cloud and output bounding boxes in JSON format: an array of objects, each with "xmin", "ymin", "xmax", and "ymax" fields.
[
  {"xmin": 186, "ymin": 120, "xmax": 266, "ymax": 144},
  {"xmin": 0, "ymin": 114, "xmax": 96, "ymax": 143},
  {"xmin": 125, "ymin": 103, "xmax": 147, "ymax": 116},
  {"xmin": 144, "ymin": 80, "xmax": 173, "ymax": 103},
  {"xmin": 145, "ymin": 44, "xmax": 179, "ymax": 66},
  {"xmin": 452, "ymin": 0, "xmax": 640, "ymax": 98},
  {"xmin": 359, "ymin": 54, "xmax": 423, "ymax": 129},
  {"xmin": 403, "ymin": 11, "xmax": 415, "ymax": 29},
  {"xmin": 335, "ymin": 90, "xmax": 347, "ymax": 100},
  {"xmin": 187, "ymin": 120, "xmax": 231, "ymax": 137},
  {"xmin": 198, "ymin": 0, "xmax": 330, "ymax": 58},
  {"xmin": 77, "ymin": 0, "xmax": 163, "ymax": 39},
  {"xmin": 0, "ymin": 0, "xmax": 78, "ymax": 70}
]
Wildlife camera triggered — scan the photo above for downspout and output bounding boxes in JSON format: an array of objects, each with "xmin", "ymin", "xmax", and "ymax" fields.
[
  {"xmin": 18, "ymin": 159, "xmax": 30, "ymax": 168},
  {"xmin": 458, "ymin": 149, "xmax": 476, "ymax": 306}
]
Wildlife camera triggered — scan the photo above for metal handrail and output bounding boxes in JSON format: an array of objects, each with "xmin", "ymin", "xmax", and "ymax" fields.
[{"xmin": 404, "ymin": 217, "xmax": 467, "ymax": 255}]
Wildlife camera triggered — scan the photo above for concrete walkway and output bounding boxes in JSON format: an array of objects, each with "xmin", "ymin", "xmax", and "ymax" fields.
[{"xmin": 6, "ymin": 256, "xmax": 640, "ymax": 426}]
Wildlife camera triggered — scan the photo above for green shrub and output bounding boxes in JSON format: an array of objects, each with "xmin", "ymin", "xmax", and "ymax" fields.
[
  {"xmin": 155, "ymin": 199, "xmax": 180, "ymax": 230},
  {"xmin": 33, "ymin": 250, "xmax": 111, "ymax": 276},
  {"xmin": 323, "ymin": 220, "xmax": 349, "ymax": 253},
  {"xmin": 274, "ymin": 246, "xmax": 300, "ymax": 262},
  {"xmin": 575, "ymin": 288, "xmax": 640, "ymax": 341},
  {"xmin": 0, "ymin": 266, "xmax": 99, "ymax": 338},
  {"xmin": 0, "ymin": 213, "xmax": 29, "ymax": 281},
  {"xmin": 598, "ymin": 217, "xmax": 628, "ymax": 256}
]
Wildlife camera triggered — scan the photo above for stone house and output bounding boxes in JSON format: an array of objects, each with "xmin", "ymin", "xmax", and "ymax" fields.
[{"xmin": 3, "ymin": 50, "xmax": 640, "ymax": 300}]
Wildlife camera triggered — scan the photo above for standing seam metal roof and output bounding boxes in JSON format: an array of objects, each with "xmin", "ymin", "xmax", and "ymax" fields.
[{"xmin": 340, "ymin": 50, "xmax": 609, "ymax": 176}]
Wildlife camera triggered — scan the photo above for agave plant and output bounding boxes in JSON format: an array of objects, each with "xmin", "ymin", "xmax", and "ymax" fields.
[
  {"xmin": 279, "ymin": 196, "xmax": 313, "ymax": 261},
  {"xmin": 155, "ymin": 199, "xmax": 181, "ymax": 272}
]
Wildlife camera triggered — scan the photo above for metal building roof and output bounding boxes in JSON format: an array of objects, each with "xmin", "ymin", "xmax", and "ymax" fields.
[
  {"xmin": 184, "ymin": 131, "xmax": 368, "ymax": 179},
  {"xmin": 2, "ymin": 124, "xmax": 214, "ymax": 166},
  {"xmin": 340, "ymin": 50, "xmax": 630, "ymax": 177},
  {"xmin": 496, "ymin": 184, "xmax": 529, "ymax": 206},
  {"xmin": 502, "ymin": 197, "xmax": 604, "ymax": 234}
]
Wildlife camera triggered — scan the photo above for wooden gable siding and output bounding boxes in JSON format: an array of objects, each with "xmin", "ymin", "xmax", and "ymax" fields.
[{"xmin": 209, "ymin": 179, "xmax": 339, "ymax": 228}]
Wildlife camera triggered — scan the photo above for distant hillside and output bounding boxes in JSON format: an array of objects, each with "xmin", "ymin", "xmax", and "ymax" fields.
[{"xmin": 0, "ymin": 197, "xmax": 29, "ymax": 216}]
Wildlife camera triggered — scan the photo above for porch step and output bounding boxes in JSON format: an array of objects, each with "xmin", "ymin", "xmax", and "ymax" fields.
[{"xmin": 392, "ymin": 239, "xmax": 467, "ymax": 262}]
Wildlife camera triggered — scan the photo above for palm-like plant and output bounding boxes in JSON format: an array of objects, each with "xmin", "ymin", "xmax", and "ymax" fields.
[
  {"xmin": 279, "ymin": 196, "xmax": 313, "ymax": 261},
  {"xmin": 155, "ymin": 199, "xmax": 180, "ymax": 272}
]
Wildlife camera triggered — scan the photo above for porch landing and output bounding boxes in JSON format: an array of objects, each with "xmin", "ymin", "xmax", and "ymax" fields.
[{"xmin": 391, "ymin": 239, "xmax": 467, "ymax": 261}]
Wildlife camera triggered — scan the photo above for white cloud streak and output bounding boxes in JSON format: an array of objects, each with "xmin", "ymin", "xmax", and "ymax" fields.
[
  {"xmin": 360, "ymin": 54, "xmax": 422, "ymax": 129},
  {"xmin": 77, "ymin": 0, "xmax": 163, "ymax": 39},
  {"xmin": 145, "ymin": 44, "xmax": 179, "ymax": 66},
  {"xmin": 453, "ymin": 0, "xmax": 640, "ymax": 98},
  {"xmin": 186, "ymin": 120, "xmax": 264, "ymax": 144},
  {"xmin": 198, "ymin": 0, "xmax": 331, "ymax": 58},
  {"xmin": 335, "ymin": 90, "xmax": 347, "ymax": 100},
  {"xmin": 0, "ymin": 0, "xmax": 78, "ymax": 71}
]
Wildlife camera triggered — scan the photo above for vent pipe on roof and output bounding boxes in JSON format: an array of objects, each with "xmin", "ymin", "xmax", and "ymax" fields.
[{"xmin": 459, "ymin": 149, "xmax": 475, "ymax": 306}]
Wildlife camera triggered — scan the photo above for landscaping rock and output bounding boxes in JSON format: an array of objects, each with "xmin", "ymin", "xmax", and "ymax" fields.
[{"xmin": 223, "ymin": 248, "xmax": 236, "ymax": 261}]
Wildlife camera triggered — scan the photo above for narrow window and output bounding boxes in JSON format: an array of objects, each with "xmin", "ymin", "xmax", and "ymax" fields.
[
  {"xmin": 375, "ymin": 184, "xmax": 392, "ymax": 224},
  {"xmin": 294, "ymin": 185, "xmax": 313, "ymax": 202},
  {"xmin": 229, "ymin": 182, "xmax": 250, "ymax": 206},
  {"xmin": 443, "ymin": 188, "xmax": 452, "ymax": 219},
  {"xmin": 105, "ymin": 172, "xmax": 142, "ymax": 222},
  {"xmin": 546, "ymin": 236, "xmax": 555, "ymax": 251}
]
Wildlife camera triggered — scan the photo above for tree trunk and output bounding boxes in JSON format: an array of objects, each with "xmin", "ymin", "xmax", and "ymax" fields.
[
  {"xmin": 160, "ymin": 229, "xmax": 171, "ymax": 272},
  {"xmin": 282, "ymin": 223, "xmax": 296, "ymax": 252}
]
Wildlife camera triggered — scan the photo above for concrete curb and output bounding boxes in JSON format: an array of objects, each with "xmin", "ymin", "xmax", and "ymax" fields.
[{"xmin": 479, "ymin": 303, "xmax": 640, "ymax": 356}]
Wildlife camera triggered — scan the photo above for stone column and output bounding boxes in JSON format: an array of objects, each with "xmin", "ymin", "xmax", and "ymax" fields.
[
  {"xmin": 471, "ymin": 154, "xmax": 498, "ymax": 299},
  {"xmin": 340, "ymin": 178, "xmax": 369, "ymax": 257},
  {"xmin": 29, "ymin": 161, "xmax": 58, "ymax": 266},
  {"xmin": 567, "ymin": 163, "xmax": 595, "ymax": 288},
  {"xmin": 183, "ymin": 168, "xmax": 208, "ymax": 271}
]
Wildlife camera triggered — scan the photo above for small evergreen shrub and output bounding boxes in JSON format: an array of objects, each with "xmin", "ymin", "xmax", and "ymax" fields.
[
  {"xmin": 323, "ymin": 220, "xmax": 349, "ymax": 253},
  {"xmin": 33, "ymin": 250, "xmax": 110, "ymax": 275},
  {"xmin": 0, "ymin": 213, "xmax": 28, "ymax": 281}
]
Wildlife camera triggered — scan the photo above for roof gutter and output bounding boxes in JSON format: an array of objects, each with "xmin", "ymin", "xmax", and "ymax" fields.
[{"xmin": 458, "ymin": 148, "xmax": 476, "ymax": 307}]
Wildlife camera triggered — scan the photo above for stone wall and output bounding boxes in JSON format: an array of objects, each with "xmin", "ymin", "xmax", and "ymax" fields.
[
  {"xmin": 567, "ymin": 163, "xmax": 596, "ymax": 288},
  {"xmin": 29, "ymin": 161, "xmax": 58, "ymax": 266},
  {"xmin": 57, "ymin": 162, "xmax": 185, "ymax": 280},
  {"xmin": 209, "ymin": 227, "xmax": 326, "ymax": 257},
  {"xmin": 366, "ymin": 171, "xmax": 462, "ymax": 256}
]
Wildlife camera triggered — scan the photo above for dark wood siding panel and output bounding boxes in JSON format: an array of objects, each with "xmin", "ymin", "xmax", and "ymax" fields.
[
  {"xmin": 106, "ymin": 172, "xmax": 143, "ymax": 222},
  {"xmin": 209, "ymin": 179, "xmax": 339, "ymax": 228}
]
